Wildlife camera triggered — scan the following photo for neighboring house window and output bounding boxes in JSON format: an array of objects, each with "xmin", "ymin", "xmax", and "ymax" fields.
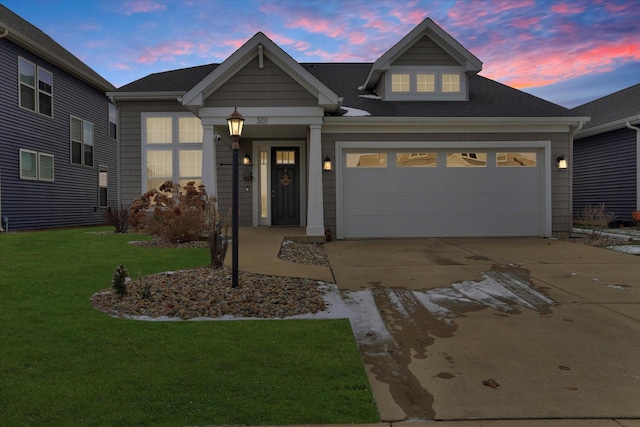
[
  {"xmin": 416, "ymin": 74, "xmax": 435, "ymax": 92},
  {"xmin": 142, "ymin": 113, "xmax": 203, "ymax": 193},
  {"xmin": 442, "ymin": 73, "xmax": 461, "ymax": 92},
  {"xmin": 391, "ymin": 74, "xmax": 410, "ymax": 92},
  {"xmin": 99, "ymin": 166, "xmax": 108, "ymax": 207},
  {"xmin": 70, "ymin": 116, "xmax": 94, "ymax": 167},
  {"xmin": 108, "ymin": 103, "xmax": 117, "ymax": 140},
  {"xmin": 18, "ymin": 57, "xmax": 53, "ymax": 117},
  {"xmin": 20, "ymin": 149, "xmax": 54, "ymax": 181}
]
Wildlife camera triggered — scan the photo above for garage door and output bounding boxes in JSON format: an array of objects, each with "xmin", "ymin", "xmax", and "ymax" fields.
[{"xmin": 341, "ymin": 148, "xmax": 544, "ymax": 238}]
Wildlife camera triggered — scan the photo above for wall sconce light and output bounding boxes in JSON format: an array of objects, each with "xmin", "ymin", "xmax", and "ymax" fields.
[
  {"xmin": 323, "ymin": 156, "xmax": 332, "ymax": 172},
  {"xmin": 243, "ymin": 153, "xmax": 251, "ymax": 165},
  {"xmin": 557, "ymin": 155, "xmax": 568, "ymax": 169}
]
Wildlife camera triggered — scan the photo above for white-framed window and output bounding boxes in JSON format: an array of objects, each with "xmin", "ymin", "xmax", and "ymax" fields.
[
  {"xmin": 391, "ymin": 74, "xmax": 410, "ymax": 92},
  {"xmin": 18, "ymin": 57, "xmax": 53, "ymax": 117},
  {"xmin": 71, "ymin": 116, "xmax": 94, "ymax": 167},
  {"xmin": 99, "ymin": 165, "xmax": 108, "ymax": 207},
  {"xmin": 142, "ymin": 113, "xmax": 203, "ymax": 193},
  {"xmin": 385, "ymin": 67, "xmax": 465, "ymax": 100},
  {"xmin": 416, "ymin": 74, "xmax": 435, "ymax": 93},
  {"xmin": 442, "ymin": 73, "xmax": 461, "ymax": 93},
  {"xmin": 20, "ymin": 149, "xmax": 54, "ymax": 181},
  {"xmin": 108, "ymin": 103, "xmax": 117, "ymax": 140}
]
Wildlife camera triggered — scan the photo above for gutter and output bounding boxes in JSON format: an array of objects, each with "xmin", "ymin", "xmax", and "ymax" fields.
[
  {"xmin": 627, "ymin": 121, "xmax": 640, "ymax": 212},
  {"xmin": 0, "ymin": 27, "xmax": 8, "ymax": 38},
  {"xmin": 575, "ymin": 115, "xmax": 640, "ymax": 139}
]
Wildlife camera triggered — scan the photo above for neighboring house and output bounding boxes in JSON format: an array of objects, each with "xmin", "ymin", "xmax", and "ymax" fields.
[
  {"xmin": 110, "ymin": 18, "xmax": 587, "ymax": 239},
  {"xmin": 572, "ymin": 84, "xmax": 640, "ymax": 222},
  {"xmin": 0, "ymin": 5, "xmax": 116, "ymax": 231}
]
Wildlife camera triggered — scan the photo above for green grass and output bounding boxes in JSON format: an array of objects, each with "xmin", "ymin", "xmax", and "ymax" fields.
[{"xmin": 0, "ymin": 227, "xmax": 378, "ymax": 426}]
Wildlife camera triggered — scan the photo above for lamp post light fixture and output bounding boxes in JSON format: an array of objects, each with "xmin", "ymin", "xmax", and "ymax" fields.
[{"xmin": 227, "ymin": 107, "xmax": 244, "ymax": 288}]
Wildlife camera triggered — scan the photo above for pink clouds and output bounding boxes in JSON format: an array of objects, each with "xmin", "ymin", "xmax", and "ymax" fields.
[
  {"xmin": 551, "ymin": 3, "xmax": 585, "ymax": 14},
  {"xmin": 121, "ymin": 0, "xmax": 166, "ymax": 16},
  {"xmin": 136, "ymin": 40, "xmax": 194, "ymax": 64}
]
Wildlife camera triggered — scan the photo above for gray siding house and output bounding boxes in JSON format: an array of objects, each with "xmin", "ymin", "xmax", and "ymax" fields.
[
  {"xmin": 572, "ymin": 84, "xmax": 640, "ymax": 222},
  {"xmin": 0, "ymin": 5, "xmax": 116, "ymax": 231},
  {"xmin": 110, "ymin": 18, "xmax": 587, "ymax": 239}
]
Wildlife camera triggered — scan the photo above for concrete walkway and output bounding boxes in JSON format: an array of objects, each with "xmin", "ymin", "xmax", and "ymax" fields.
[{"xmin": 228, "ymin": 228, "xmax": 640, "ymax": 426}]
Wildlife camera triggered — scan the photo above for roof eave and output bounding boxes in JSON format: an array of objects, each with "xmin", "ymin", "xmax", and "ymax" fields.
[
  {"xmin": 107, "ymin": 91, "xmax": 185, "ymax": 102},
  {"xmin": 575, "ymin": 115, "xmax": 640, "ymax": 139},
  {"xmin": 1, "ymin": 24, "xmax": 115, "ymax": 92},
  {"xmin": 325, "ymin": 116, "xmax": 589, "ymax": 125}
]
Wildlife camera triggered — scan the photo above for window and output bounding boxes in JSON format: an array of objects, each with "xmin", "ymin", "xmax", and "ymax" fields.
[
  {"xmin": 142, "ymin": 113, "xmax": 203, "ymax": 193},
  {"xmin": 71, "ymin": 116, "xmax": 93, "ymax": 166},
  {"xmin": 109, "ymin": 103, "xmax": 117, "ymax": 140},
  {"xmin": 99, "ymin": 166, "xmax": 108, "ymax": 207},
  {"xmin": 18, "ymin": 57, "xmax": 53, "ymax": 117},
  {"xmin": 442, "ymin": 73, "xmax": 461, "ymax": 93},
  {"xmin": 497, "ymin": 152, "xmax": 537, "ymax": 167},
  {"xmin": 446, "ymin": 152, "xmax": 486, "ymax": 167},
  {"xmin": 416, "ymin": 74, "xmax": 435, "ymax": 93},
  {"xmin": 275, "ymin": 150, "xmax": 296, "ymax": 164},
  {"xmin": 397, "ymin": 152, "xmax": 437, "ymax": 167},
  {"xmin": 391, "ymin": 74, "xmax": 410, "ymax": 92},
  {"xmin": 346, "ymin": 153, "xmax": 388, "ymax": 168},
  {"xmin": 20, "ymin": 149, "xmax": 54, "ymax": 181}
]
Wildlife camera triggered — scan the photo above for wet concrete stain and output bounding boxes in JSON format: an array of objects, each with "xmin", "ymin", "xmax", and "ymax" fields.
[{"xmin": 353, "ymin": 264, "xmax": 554, "ymax": 421}]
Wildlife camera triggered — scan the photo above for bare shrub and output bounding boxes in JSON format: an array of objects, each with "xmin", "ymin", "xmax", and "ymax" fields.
[
  {"xmin": 105, "ymin": 204, "xmax": 129, "ymax": 233},
  {"xmin": 577, "ymin": 203, "xmax": 616, "ymax": 245}
]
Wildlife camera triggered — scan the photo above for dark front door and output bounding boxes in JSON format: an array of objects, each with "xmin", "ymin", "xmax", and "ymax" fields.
[{"xmin": 271, "ymin": 147, "xmax": 300, "ymax": 226}]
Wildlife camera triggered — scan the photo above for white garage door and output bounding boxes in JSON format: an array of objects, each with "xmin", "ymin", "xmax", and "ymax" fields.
[{"xmin": 341, "ymin": 148, "xmax": 544, "ymax": 238}]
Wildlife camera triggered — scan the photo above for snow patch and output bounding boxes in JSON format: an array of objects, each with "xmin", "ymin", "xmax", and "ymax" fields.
[
  {"xmin": 358, "ymin": 94, "xmax": 381, "ymax": 100},
  {"xmin": 607, "ymin": 245, "xmax": 640, "ymax": 255},
  {"xmin": 342, "ymin": 106, "xmax": 371, "ymax": 116}
]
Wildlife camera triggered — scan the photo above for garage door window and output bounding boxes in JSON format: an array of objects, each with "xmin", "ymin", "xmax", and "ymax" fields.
[
  {"xmin": 346, "ymin": 153, "xmax": 387, "ymax": 168},
  {"xmin": 396, "ymin": 152, "xmax": 437, "ymax": 167},
  {"xmin": 496, "ymin": 152, "xmax": 537, "ymax": 167},
  {"xmin": 447, "ymin": 152, "xmax": 486, "ymax": 167}
]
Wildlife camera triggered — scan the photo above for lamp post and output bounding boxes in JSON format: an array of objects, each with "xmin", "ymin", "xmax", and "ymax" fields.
[{"xmin": 227, "ymin": 107, "xmax": 244, "ymax": 288}]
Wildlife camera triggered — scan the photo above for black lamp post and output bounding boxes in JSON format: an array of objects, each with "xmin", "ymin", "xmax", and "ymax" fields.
[{"xmin": 227, "ymin": 107, "xmax": 244, "ymax": 288}]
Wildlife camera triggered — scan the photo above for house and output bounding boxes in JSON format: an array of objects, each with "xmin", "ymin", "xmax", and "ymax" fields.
[
  {"xmin": 109, "ymin": 18, "xmax": 588, "ymax": 239},
  {"xmin": 571, "ymin": 84, "xmax": 640, "ymax": 222},
  {"xmin": 0, "ymin": 5, "xmax": 116, "ymax": 231}
]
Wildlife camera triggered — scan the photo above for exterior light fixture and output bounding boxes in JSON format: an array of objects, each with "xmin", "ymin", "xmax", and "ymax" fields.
[
  {"xmin": 323, "ymin": 156, "xmax": 332, "ymax": 171},
  {"xmin": 557, "ymin": 155, "xmax": 568, "ymax": 169},
  {"xmin": 243, "ymin": 153, "xmax": 251, "ymax": 165},
  {"xmin": 226, "ymin": 107, "xmax": 245, "ymax": 288}
]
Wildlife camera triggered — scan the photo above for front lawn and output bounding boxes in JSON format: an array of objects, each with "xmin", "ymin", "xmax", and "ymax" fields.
[{"xmin": 0, "ymin": 227, "xmax": 378, "ymax": 426}]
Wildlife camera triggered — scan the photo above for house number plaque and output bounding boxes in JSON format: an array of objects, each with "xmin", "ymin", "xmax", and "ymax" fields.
[{"xmin": 256, "ymin": 116, "xmax": 268, "ymax": 124}]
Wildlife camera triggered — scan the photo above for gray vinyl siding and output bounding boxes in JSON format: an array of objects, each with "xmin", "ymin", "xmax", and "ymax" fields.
[
  {"xmin": 573, "ymin": 128, "xmax": 637, "ymax": 220},
  {"xmin": 392, "ymin": 35, "xmax": 461, "ymax": 66},
  {"xmin": 118, "ymin": 100, "xmax": 187, "ymax": 205},
  {"xmin": 0, "ymin": 39, "xmax": 116, "ymax": 231},
  {"xmin": 204, "ymin": 56, "xmax": 318, "ymax": 108},
  {"xmin": 321, "ymin": 131, "xmax": 571, "ymax": 235}
]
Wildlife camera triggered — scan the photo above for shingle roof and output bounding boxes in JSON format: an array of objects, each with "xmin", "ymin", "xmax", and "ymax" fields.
[
  {"xmin": 572, "ymin": 83, "xmax": 640, "ymax": 130},
  {"xmin": 0, "ymin": 4, "xmax": 114, "ymax": 91},
  {"xmin": 116, "ymin": 60, "xmax": 576, "ymax": 118}
]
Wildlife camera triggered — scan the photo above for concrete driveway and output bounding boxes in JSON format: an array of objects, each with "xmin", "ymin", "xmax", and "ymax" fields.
[{"xmin": 324, "ymin": 238, "xmax": 640, "ymax": 422}]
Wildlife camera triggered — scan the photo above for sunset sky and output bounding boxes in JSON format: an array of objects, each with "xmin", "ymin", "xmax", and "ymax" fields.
[{"xmin": 3, "ymin": 0, "xmax": 639, "ymax": 108}]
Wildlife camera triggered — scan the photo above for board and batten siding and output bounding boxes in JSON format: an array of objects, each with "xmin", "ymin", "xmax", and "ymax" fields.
[
  {"xmin": 321, "ymin": 131, "xmax": 572, "ymax": 235},
  {"xmin": 0, "ymin": 39, "xmax": 116, "ymax": 231},
  {"xmin": 573, "ymin": 128, "xmax": 637, "ymax": 221}
]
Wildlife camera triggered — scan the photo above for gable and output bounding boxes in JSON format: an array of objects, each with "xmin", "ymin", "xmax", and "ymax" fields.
[
  {"xmin": 204, "ymin": 56, "xmax": 318, "ymax": 108},
  {"xmin": 182, "ymin": 32, "xmax": 340, "ymax": 112},
  {"xmin": 391, "ymin": 35, "xmax": 461, "ymax": 66}
]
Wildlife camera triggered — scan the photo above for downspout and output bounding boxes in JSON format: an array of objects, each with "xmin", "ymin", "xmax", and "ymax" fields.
[
  {"xmin": 626, "ymin": 120, "xmax": 640, "ymax": 212},
  {"xmin": 0, "ymin": 29, "xmax": 6, "ymax": 230}
]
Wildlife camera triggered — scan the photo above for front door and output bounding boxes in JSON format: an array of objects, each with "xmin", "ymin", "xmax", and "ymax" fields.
[{"xmin": 271, "ymin": 147, "xmax": 300, "ymax": 226}]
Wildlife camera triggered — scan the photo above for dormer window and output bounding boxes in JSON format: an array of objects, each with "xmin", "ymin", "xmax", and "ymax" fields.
[
  {"xmin": 386, "ymin": 67, "xmax": 466, "ymax": 101},
  {"xmin": 391, "ymin": 74, "xmax": 410, "ymax": 92}
]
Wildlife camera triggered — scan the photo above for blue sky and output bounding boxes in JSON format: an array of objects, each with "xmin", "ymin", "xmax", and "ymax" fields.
[{"xmin": 3, "ymin": 0, "xmax": 639, "ymax": 108}]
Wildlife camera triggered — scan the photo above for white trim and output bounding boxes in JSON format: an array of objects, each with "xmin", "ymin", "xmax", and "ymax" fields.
[
  {"xmin": 107, "ymin": 91, "xmax": 184, "ymax": 101},
  {"xmin": 575, "ymin": 115, "xmax": 640, "ymax": 139},
  {"xmin": 38, "ymin": 152, "xmax": 54, "ymax": 182},
  {"xmin": 335, "ymin": 140, "xmax": 552, "ymax": 239},
  {"xmin": 199, "ymin": 107, "xmax": 324, "ymax": 127},
  {"xmin": 19, "ymin": 148, "xmax": 38, "ymax": 180}
]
